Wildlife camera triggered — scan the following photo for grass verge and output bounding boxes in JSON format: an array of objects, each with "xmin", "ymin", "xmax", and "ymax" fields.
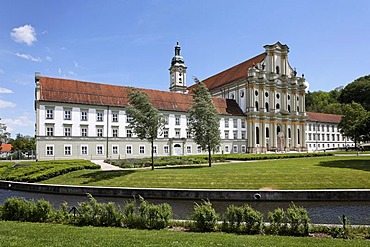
[{"xmin": 0, "ymin": 221, "xmax": 366, "ymax": 247}]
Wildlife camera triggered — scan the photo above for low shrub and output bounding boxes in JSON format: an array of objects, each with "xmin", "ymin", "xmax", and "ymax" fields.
[
  {"xmin": 191, "ymin": 200, "xmax": 219, "ymax": 232},
  {"xmin": 222, "ymin": 204, "xmax": 263, "ymax": 234},
  {"xmin": 267, "ymin": 207, "xmax": 287, "ymax": 235},
  {"xmin": 242, "ymin": 204, "xmax": 264, "ymax": 234}
]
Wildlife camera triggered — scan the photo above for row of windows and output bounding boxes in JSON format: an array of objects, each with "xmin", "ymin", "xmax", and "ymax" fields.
[
  {"xmin": 226, "ymin": 89, "xmax": 301, "ymax": 102},
  {"xmin": 253, "ymin": 102, "xmax": 300, "ymax": 113},
  {"xmin": 308, "ymin": 143, "xmax": 352, "ymax": 149},
  {"xmin": 45, "ymin": 144, "xmax": 247, "ymax": 157},
  {"xmin": 224, "ymin": 119, "xmax": 245, "ymax": 128},
  {"xmin": 308, "ymin": 123, "xmax": 337, "ymax": 132},
  {"xmin": 307, "ymin": 133, "xmax": 348, "ymax": 142},
  {"xmin": 46, "ymin": 108, "xmax": 128, "ymax": 123}
]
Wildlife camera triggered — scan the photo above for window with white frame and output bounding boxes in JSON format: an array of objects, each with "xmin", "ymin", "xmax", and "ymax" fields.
[
  {"xmin": 164, "ymin": 145, "xmax": 169, "ymax": 154},
  {"xmin": 233, "ymin": 119, "xmax": 237, "ymax": 128},
  {"xmin": 241, "ymin": 120, "xmax": 245, "ymax": 128},
  {"xmin": 241, "ymin": 131, "xmax": 245, "ymax": 139},
  {"xmin": 139, "ymin": 145, "xmax": 145, "ymax": 154},
  {"xmin": 175, "ymin": 129, "xmax": 180, "ymax": 138},
  {"xmin": 186, "ymin": 131, "xmax": 192, "ymax": 139},
  {"xmin": 163, "ymin": 130, "xmax": 169, "ymax": 138},
  {"xmin": 97, "ymin": 127, "xmax": 103, "ymax": 137},
  {"xmin": 225, "ymin": 145, "xmax": 229, "ymax": 153},
  {"xmin": 126, "ymin": 114, "xmax": 133, "ymax": 123},
  {"xmin": 46, "ymin": 109, "xmax": 54, "ymax": 119},
  {"xmin": 46, "ymin": 126, "xmax": 54, "ymax": 136},
  {"xmin": 112, "ymin": 145, "xmax": 118, "ymax": 155},
  {"xmin": 175, "ymin": 115, "xmax": 180, "ymax": 125},
  {"xmin": 112, "ymin": 128, "xmax": 118, "ymax": 137},
  {"xmin": 81, "ymin": 110, "xmax": 88, "ymax": 121},
  {"xmin": 81, "ymin": 127, "xmax": 88, "ymax": 137},
  {"xmin": 224, "ymin": 118, "xmax": 229, "ymax": 128},
  {"xmin": 197, "ymin": 146, "xmax": 202, "ymax": 154},
  {"xmin": 64, "ymin": 109, "xmax": 71, "ymax": 120},
  {"xmin": 112, "ymin": 112, "xmax": 118, "ymax": 122},
  {"xmin": 64, "ymin": 126, "xmax": 71, "ymax": 137},
  {"xmin": 46, "ymin": 145, "xmax": 54, "ymax": 156},
  {"xmin": 233, "ymin": 145, "xmax": 238, "ymax": 153},
  {"xmin": 81, "ymin": 145, "xmax": 88, "ymax": 155},
  {"xmin": 186, "ymin": 116, "xmax": 190, "ymax": 126},
  {"xmin": 187, "ymin": 146, "xmax": 192, "ymax": 154},
  {"xmin": 96, "ymin": 145, "xmax": 103, "ymax": 155},
  {"xmin": 241, "ymin": 145, "xmax": 246, "ymax": 153},
  {"xmin": 233, "ymin": 130, "xmax": 238, "ymax": 139},
  {"xmin": 224, "ymin": 130, "xmax": 229, "ymax": 139},
  {"xmin": 97, "ymin": 111, "xmax": 103, "ymax": 122},
  {"xmin": 126, "ymin": 129, "xmax": 132, "ymax": 137},
  {"xmin": 126, "ymin": 145, "xmax": 132, "ymax": 154},
  {"xmin": 64, "ymin": 145, "xmax": 72, "ymax": 156},
  {"xmin": 153, "ymin": 145, "xmax": 157, "ymax": 154}
]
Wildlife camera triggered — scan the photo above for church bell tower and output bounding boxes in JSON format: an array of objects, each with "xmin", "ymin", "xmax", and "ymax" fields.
[{"xmin": 169, "ymin": 42, "xmax": 187, "ymax": 93}]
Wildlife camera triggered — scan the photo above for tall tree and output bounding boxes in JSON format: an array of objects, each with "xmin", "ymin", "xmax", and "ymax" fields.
[
  {"xmin": 338, "ymin": 102, "xmax": 368, "ymax": 147},
  {"xmin": 126, "ymin": 88, "xmax": 164, "ymax": 170},
  {"xmin": 9, "ymin": 134, "xmax": 36, "ymax": 152},
  {"xmin": 188, "ymin": 77, "xmax": 221, "ymax": 167},
  {"xmin": 339, "ymin": 75, "xmax": 370, "ymax": 111}
]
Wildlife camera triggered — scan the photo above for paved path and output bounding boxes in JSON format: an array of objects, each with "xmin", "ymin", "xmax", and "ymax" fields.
[{"xmin": 91, "ymin": 160, "xmax": 122, "ymax": 171}]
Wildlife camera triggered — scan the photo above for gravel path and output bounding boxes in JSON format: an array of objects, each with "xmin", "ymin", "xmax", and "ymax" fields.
[{"xmin": 90, "ymin": 160, "xmax": 122, "ymax": 171}]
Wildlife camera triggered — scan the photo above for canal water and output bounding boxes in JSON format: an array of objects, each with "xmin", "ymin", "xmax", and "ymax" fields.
[{"xmin": 0, "ymin": 189, "xmax": 369, "ymax": 225}]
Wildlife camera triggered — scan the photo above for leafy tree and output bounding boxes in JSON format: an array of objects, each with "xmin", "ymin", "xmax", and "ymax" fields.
[
  {"xmin": 339, "ymin": 75, "xmax": 370, "ymax": 111},
  {"xmin": 0, "ymin": 120, "xmax": 10, "ymax": 151},
  {"xmin": 305, "ymin": 87, "xmax": 343, "ymax": 114},
  {"xmin": 126, "ymin": 89, "xmax": 164, "ymax": 170},
  {"xmin": 9, "ymin": 134, "xmax": 36, "ymax": 152},
  {"xmin": 188, "ymin": 77, "xmax": 221, "ymax": 167},
  {"xmin": 338, "ymin": 102, "xmax": 368, "ymax": 147}
]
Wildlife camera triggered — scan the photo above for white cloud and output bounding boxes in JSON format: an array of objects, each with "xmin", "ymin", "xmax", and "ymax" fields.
[
  {"xmin": 2, "ymin": 114, "xmax": 34, "ymax": 133},
  {"xmin": 10, "ymin": 24, "xmax": 37, "ymax": 46},
  {"xmin": 58, "ymin": 68, "xmax": 62, "ymax": 75},
  {"xmin": 15, "ymin": 53, "xmax": 42, "ymax": 62},
  {"xmin": 74, "ymin": 61, "xmax": 78, "ymax": 68},
  {"xmin": 68, "ymin": 71, "xmax": 76, "ymax": 75},
  {"xmin": 0, "ymin": 87, "xmax": 13, "ymax": 94},
  {"xmin": 0, "ymin": 99, "xmax": 16, "ymax": 108}
]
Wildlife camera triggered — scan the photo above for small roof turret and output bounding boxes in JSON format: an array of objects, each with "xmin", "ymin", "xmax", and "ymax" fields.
[{"xmin": 171, "ymin": 42, "xmax": 185, "ymax": 66}]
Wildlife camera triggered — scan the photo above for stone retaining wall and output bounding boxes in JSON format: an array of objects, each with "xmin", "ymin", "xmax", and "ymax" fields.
[{"xmin": 1, "ymin": 180, "xmax": 370, "ymax": 201}]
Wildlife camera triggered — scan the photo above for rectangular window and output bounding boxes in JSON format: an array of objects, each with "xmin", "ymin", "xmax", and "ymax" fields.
[
  {"xmin": 46, "ymin": 145, "xmax": 54, "ymax": 156},
  {"xmin": 97, "ymin": 111, "xmax": 103, "ymax": 122},
  {"xmin": 241, "ymin": 131, "xmax": 246, "ymax": 139},
  {"xmin": 225, "ymin": 145, "xmax": 229, "ymax": 153},
  {"xmin": 175, "ymin": 129, "xmax": 180, "ymax": 138},
  {"xmin": 233, "ymin": 119, "xmax": 237, "ymax": 128},
  {"xmin": 46, "ymin": 109, "xmax": 53, "ymax": 119},
  {"xmin": 309, "ymin": 124, "xmax": 312, "ymax": 131},
  {"xmin": 139, "ymin": 145, "xmax": 145, "ymax": 154},
  {"xmin": 224, "ymin": 118, "xmax": 229, "ymax": 128},
  {"xmin": 112, "ymin": 129, "xmax": 118, "ymax": 137},
  {"xmin": 81, "ymin": 145, "xmax": 88, "ymax": 155},
  {"xmin": 327, "ymin": 134, "xmax": 330, "ymax": 141},
  {"xmin": 81, "ymin": 110, "xmax": 88, "ymax": 121},
  {"xmin": 224, "ymin": 131, "xmax": 229, "ymax": 139},
  {"xmin": 337, "ymin": 134, "xmax": 340, "ymax": 141},
  {"xmin": 81, "ymin": 127, "xmax": 88, "ymax": 137},
  {"xmin": 313, "ymin": 124, "xmax": 315, "ymax": 131},
  {"xmin": 163, "ymin": 130, "xmax": 169, "ymax": 138},
  {"xmin": 64, "ymin": 145, "xmax": 72, "ymax": 156},
  {"xmin": 241, "ymin": 120, "xmax": 245, "ymax": 128},
  {"xmin": 126, "ymin": 145, "xmax": 132, "ymax": 154},
  {"xmin": 46, "ymin": 127, "xmax": 54, "ymax": 136},
  {"xmin": 187, "ymin": 131, "xmax": 192, "ymax": 139},
  {"xmin": 241, "ymin": 145, "xmax": 246, "ymax": 153},
  {"xmin": 186, "ymin": 117, "xmax": 190, "ymax": 126},
  {"xmin": 126, "ymin": 129, "xmax": 132, "ymax": 137},
  {"xmin": 332, "ymin": 134, "xmax": 335, "ymax": 141},
  {"xmin": 322, "ymin": 125, "xmax": 324, "ymax": 132},
  {"xmin": 233, "ymin": 130, "xmax": 238, "ymax": 139},
  {"xmin": 126, "ymin": 114, "xmax": 133, "ymax": 123},
  {"xmin": 97, "ymin": 128, "xmax": 103, "ymax": 137},
  {"xmin": 164, "ymin": 145, "xmax": 169, "ymax": 154},
  {"xmin": 233, "ymin": 145, "xmax": 238, "ymax": 153},
  {"xmin": 112, "ymin": 145, "xmax": 118, "ymax": 155},
  {"xmin": 332, "ymin": 125, "xmax": 335, "ymax": 132},
  {"xmin": 64, "ymin": 127, "xmax": 71, "ymax": 137},
  {"xmin": 175, "ymin": 115, "xmax": 180, "ymax": 125},
  {"xmin": 64, "ymin": 110, "xmax": 71, "ymax": 120},
  {"xmin": 308, "ymin": 133, "xmax": 312, "ymax": 140},
  {"xmin": 327, "ymin": 125, "xmax": 330, "ymax": 132},
  {"xmin": 197, "ymin": 146, "xmax": 202, "ymax": 154},
  {"xmin": 187, "ymin": 146, "xmax": 192, "ymax": 154},
  {"xmin": 112, "ymin": 112, "xmax": 118, "ymax": 122},
  {"xmin": 153, "ymin": 145, "xmax": 157, "ymax": 154},
  {"xmin": 96, "ymin": 145, "xmax": 103, "ymax": 155}
]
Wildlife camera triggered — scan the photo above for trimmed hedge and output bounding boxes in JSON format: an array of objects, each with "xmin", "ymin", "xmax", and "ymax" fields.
[
  {"xmin": 216, "ymin": 152, "xmax": 333, "ymax": 161},
  {"xmin": 0, "ymin": 160, "xmax": 100, "ymax": 182}
]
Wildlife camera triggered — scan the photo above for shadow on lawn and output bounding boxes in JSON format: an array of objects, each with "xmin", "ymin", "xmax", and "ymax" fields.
[
  {"xmin": 318, "ymin": 159, "xmax": 370, "ymax": 172},
  {"xmin": 79, "ymin": 170, "xmax": 136, "ymax": 184}
]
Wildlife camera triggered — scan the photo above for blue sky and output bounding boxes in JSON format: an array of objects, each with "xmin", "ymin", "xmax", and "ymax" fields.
[{"xmin": 1, "ymin": 0, "xmax": 370, "ymax": 137}]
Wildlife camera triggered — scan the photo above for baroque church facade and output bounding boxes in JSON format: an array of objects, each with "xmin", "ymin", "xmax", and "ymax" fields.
[{"xmin": 34, "ymin": 42, "xmax": 353, "ymax": 160}]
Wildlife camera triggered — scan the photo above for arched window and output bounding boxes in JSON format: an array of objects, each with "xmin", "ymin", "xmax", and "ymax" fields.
[
  {"xmin": 288, "ymin": 128, "xmax": 291, "ymax": 138},
  {"xmin": 265, "ymin": 102, "xmax": 269, "ymax": 112},
  {"xmin": 297, "ymin": 106, "xmax": 299, "ymax": 112},
  {"xmin": 277, "ymin": 126, "xmax": 281, "ymax": 134},
  {"xmin": 255, "ymin": 101, "xmax": 259, "ymax": 111},
  {"xmin": 298, "ymin": 129, "xmax": 300, "ymax": 144},
  {"xmin": 276, "ymin": 65, "xmax": 280, "ymax": 74},
  {"xmin": 256, "ymin": 127, "xmax": 260, "ymax": 144},
  {"xmin": 288, "ymin": 105, "xmax": 291, "ymax": 112},
  {"xmin": 276, "ymin": 103, "xmax": 280, "ymax": 109},
  {"xmin": 266, "ymin": 127, "xmax": 270, "ymax": 138}
]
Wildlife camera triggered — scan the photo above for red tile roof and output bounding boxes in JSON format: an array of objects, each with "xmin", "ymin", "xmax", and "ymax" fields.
[
  {"xmin": 38, "ymin": 77, "xmax": 244, "ymax": 116},
  {"xmin": 306, "ymin": 112, "xmax": 342, "ymax": 123},
  {"xmin": 188, "ymin": 52, "xmax": 267, "ymax": 91},
  {"xmin": 0, "ymin": 144, "xmax": 12, "ymax": 152}
]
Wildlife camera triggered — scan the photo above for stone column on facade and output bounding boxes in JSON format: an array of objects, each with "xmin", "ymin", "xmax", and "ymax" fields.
[
  {"xmin": 247, "ymin": 119, "xmax": 253, "ymax": 152},
  {"xmin": 292, "ymin": 91, "xmax": 297, "ymax": 114},
  {"xmin": 293, "ymin": 122, "xmax": 298, "ymax": 150},
  {"xmin": 270, "ymin": 120, "xmax": 277, "ymax": 150},
  {"xmin": 251, "ymin": 119, "xmax": 256, "ymax": 153},
  {"xmin": 259, "ymin": 85, "xmax": 264, "ymax": 112},
  {"xmin": 283, "ymin": 120, "xmax": 289, "ymax": 152},
  {"xmin": 261, "ymin": 119, "xmax": 266, "ymax": 153},
  {"xmin": 301, "ymin": 122, "xmax": 306, "ymax": 150},
  {"xmin": 282, "ymin": 89, "xmax": 287, "ymax": 112},
  {"xmin": 300, "ymin": 92, "xmax": 306, "ymax": 113},
  {"xmin": 269, "ymin": 87, "xmax": 275, "ymax": 113}
]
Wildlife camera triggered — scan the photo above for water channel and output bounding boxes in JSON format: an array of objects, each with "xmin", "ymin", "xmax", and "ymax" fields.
[{"xmin": 1, "ymin": 188, "xmax": 369, "ymax": 225}]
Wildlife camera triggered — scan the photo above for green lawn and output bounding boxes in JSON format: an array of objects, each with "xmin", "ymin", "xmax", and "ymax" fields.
[
  {"xmin": 42, "ymin": 156, "xmax": 370, "ymax": 189},
  {"xmin": 0, "ymin": 221, "xmax": 366, "ymax": 247}
]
